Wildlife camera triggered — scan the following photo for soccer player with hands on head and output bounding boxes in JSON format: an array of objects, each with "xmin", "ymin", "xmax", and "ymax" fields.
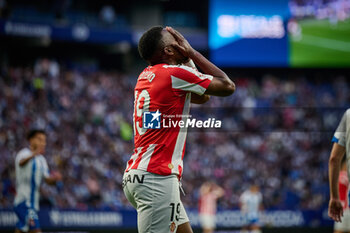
[{"xmin": 123, "ymin": 26, "xmax": 235, "ymax": 233}]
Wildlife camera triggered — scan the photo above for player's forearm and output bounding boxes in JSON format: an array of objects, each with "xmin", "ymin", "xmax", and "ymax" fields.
[
  {"xmin": 182, "ymin": 59, "xmax": 210, "ymax": 102},
  {"xmin": 329, "ymin": 143, "xmax": 346, "ymax": 199},
  {"xmin": 189, "ymin": 50, "xmax": 232, "ymax": 84},
  {"xmin": 329, "ymin": 155, "xmax": 342, "ymax": 199},
  {"xmin": 45, "ymin": 177, "xmax": 58, "ymax": 185},
  {"xmin": 191, "ymin": 93, "xmax": 210, "ymax": 104},
  {"xmin": 19, "ymin": 154, "xmax": 36, "ymax": 166},
  {"xmin": 329, "ymin": 158, "xmax": 341, "ymax": 199}
]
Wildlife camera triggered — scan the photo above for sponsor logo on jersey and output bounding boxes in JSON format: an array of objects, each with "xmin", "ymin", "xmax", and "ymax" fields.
[{"xmin": 122, "ymin": 174, "xmax": 145, "ymax": 188}]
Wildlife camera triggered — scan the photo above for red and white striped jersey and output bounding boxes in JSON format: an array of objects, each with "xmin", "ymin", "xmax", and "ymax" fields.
[
  {"xmin": 199, "ymin": 192, "xmax": 219, "ymax": 215},
  {"xmin": 339, "ymin": 170, "xmax": 349, "ymax": 210},
  {"xmin": 125, "ymin": 63, "xmax": 213, "ymax": 177}
]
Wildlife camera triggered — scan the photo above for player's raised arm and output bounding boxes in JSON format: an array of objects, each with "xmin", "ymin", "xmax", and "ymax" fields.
[
  {"xmin": 182, "ymin": 59, "xmax": 211, "ymax": 104},
  {"xmin": 190, "ymin": 93, "xmax": 210, "ymax": 104},
  {"xmin": 19, "ymin": 152, "xmax": 37, "ymax": 167},
  {"xmin": 166, "ymin": 26, "xmax": 235, "ymax": 97},
  {"xmin": 213, "ymin": 184, "xmax": 225, "ymax": 198},
  {"xmin": 19, "ymin": 139, "xmax": 44, "ymax": 167}
]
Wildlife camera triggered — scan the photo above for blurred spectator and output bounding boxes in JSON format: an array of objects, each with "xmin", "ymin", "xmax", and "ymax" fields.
[
  {"xmin": 34, "ymin": 58, "xmax": 60, "ymax": 78},
  {"xmin": 86, "ymin": 173, "xmax": 102, "ymax": 208},
  {"xmin": 100, "ymin": 5, "xmax": 116, "ymax": 25}
]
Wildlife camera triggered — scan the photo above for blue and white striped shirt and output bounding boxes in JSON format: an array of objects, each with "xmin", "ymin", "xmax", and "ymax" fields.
[{"xmin": 14, "ymin": 148, "xmax": 50, "ymax": 211}]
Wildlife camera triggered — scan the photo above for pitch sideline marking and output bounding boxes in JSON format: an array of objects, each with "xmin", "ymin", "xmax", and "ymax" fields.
[{"xmin": 294, "ymin": 34, "xmax": 350, "ymax": 52}]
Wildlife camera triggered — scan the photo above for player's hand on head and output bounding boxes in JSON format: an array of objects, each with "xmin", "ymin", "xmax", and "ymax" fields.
[
  {"xmin": 328, "ymin": 198, "xmax": 343, "ymax": 222},
  {"xmin": 166, "ymin": 26, "xmax": 194, "ymax": 58}
]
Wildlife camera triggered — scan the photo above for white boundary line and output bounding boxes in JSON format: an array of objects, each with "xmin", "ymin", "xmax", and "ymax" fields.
[{"xmin": 295, "ymin": 34, "xmax": 350, "ymax": 52}]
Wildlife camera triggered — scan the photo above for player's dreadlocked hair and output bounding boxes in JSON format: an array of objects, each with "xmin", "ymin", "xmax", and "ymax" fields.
[{"xmin": 138, "ymin": 26, "xmax": 164, "ymax": 63}]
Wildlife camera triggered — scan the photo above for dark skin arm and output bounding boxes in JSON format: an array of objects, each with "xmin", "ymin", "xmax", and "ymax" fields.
[
  {"xmin": 328, "ymin": 142, "xmax": 346, "ymax": 222},
  {"xmin": 166, "ymin": 27, "xmax": 235, "ymax": 97},
  {"xmin": 182, "ymin": 59, "xmax": 210, "ymax": 104},
  {"xmin": 191, "ymin": 50, "xmax": 235, "ymax": 97},
  {"xmin": 191, "ymin": 93, "xmax": 210, "ymax": 104}
]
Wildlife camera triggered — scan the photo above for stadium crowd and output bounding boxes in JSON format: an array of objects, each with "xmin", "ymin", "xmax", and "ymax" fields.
[{"xmin": 0, "ymin": 60, "xmax": 349, "ymax": 211}]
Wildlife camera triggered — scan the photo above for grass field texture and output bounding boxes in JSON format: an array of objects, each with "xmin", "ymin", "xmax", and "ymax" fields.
[{"xmin": 290, "ymin": 18, "xmax": 350, "ymax": 67}]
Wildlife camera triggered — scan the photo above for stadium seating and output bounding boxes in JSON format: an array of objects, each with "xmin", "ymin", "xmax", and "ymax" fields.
[{"xmin": 1, "ymin": 62, "xmax": 347, "ymax": 211}]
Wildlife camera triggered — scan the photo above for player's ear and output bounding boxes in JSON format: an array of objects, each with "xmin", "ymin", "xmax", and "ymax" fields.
[{"xmin": 163, "ymin": 46, "xmax": 175, "ymax": 56}]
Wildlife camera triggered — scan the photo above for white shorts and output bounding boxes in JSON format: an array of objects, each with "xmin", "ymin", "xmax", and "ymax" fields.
[
  {"xmin": 199, "ymin": 214, "xmax": 216, "ymax": 229},
  {"xmin": 123, "ymin": 169, "xmax": 189, "ymax": 233},
  {"xmin": 335, "ymin": 208, "xmax": 350, "ymax": 231}
]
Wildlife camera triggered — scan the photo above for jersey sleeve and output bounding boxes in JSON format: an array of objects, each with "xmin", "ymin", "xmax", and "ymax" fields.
[
  {"xmin": 166, "ymin": 65, "xmax": 213, "ymax": 95},
  {"xmin": 339, "ymin": 173, "xmax": 348, "ymax": 186},
  {"xmin": 332, "ymin": 110, "xmax": 348, "ymax": 147},
  {"xmin": 15, "ymin": 149, "xmax": 32, "ymax": 165}
]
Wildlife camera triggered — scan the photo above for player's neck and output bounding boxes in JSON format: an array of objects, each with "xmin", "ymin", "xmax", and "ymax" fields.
[{"xmin": 151, "ymin": 57, "xmax": 178, "ymax": 66}]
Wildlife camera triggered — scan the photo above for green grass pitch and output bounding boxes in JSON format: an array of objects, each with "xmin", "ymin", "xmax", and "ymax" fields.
[{"xmin": 290, "ymin": 18, "xmax": 350, "ymax": 67}]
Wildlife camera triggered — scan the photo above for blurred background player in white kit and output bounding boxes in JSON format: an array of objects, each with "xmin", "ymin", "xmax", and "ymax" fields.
[
  {"xmin": 329, "ymin": 109, "xmax": 350, "ymax": 232},
  {"xmin": 334, "ymin": 158, "xmax": 350, "ymax": 233},
  {"xmin": 239, "ymin": 185, "xmax": 263, "ymax": 233},
  {"xmin": 14, "ymin": 129, "xmax": 62, "ymax": 233},
  {"xmin": 198, "ymin": 182, "xmax": 224, "ymax": 233}
]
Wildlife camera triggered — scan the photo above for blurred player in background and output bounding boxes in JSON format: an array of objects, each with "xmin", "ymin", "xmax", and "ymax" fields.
[
  {"xmin": 122, "ymin": 26, "xmax": 235, "ymax": 233},
  {"xmin": 334, "ymin": 158, "xmax": 350, "ymax": 233},
  {"xmin": 198, "ymin": 182, "xmax": 224, "ymax": 233},
  {"xmin": 14, "ymin": 129, "xmax": 62, "ymax": 233},
  {"xmin": 239, "ymin": 185, "xmax": 263, "ymax": 233},
  {"xmin": 329, "ymin": 109, "xmax": 350, "ymax": 228}
]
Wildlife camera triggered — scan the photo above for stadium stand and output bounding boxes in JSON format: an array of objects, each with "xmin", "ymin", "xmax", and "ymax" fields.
[{"xmin": 0, "ymin": 60, "xmax": 348, "ymax": 212}]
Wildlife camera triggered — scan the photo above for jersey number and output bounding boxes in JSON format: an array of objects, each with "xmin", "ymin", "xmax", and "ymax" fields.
[
  {"xmin": 170, "ymin": 202, "xmax": 180, "ymax": 221},
  {"xmin": 134, "ymin": 90, "xmax": 150, "ymax": 136}
]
